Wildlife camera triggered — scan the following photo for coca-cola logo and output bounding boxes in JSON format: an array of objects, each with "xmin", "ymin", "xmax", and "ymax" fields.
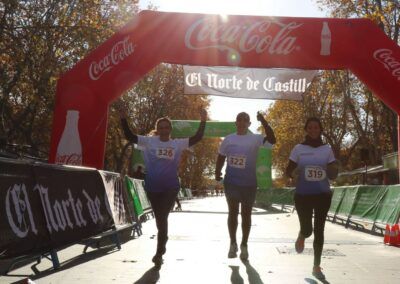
[
  {"xmin": 185, "ymin": 18, "xmax": 302, "ymax": 56},
  {"xmin": 89, "ymin": 37, "xmax": 136, "ymax": 80},
  {"xmin": 373, "ymin": 49, "xmax": 400, "ymax": 81},
  {"xmin": 55, "ymin": 154, "xmax": 82, "ymax": 166}
]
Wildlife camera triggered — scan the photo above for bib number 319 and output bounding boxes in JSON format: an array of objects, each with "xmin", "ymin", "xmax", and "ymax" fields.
[{"xmin": 305, "ymin": 166, "xmax": 326, "ymax": 181}]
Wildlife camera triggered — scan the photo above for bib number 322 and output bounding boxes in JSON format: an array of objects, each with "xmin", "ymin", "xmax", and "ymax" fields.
[{"xmin": 228, "ymin": 155, "xmax": 246, "ymax": 169}]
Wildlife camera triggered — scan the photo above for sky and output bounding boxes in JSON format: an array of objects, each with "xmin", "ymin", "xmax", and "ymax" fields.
[{"xmin": 138, "ymin": 0, "xmax": 329, "ymax": 132}]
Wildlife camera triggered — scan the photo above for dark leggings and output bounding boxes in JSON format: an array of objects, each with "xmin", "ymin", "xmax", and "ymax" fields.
[
  {"xmin": 227, "ymin": 199, "xmax": 253, "ymax": 246},
  {"xmin": 146, "ymin": 190, "xmax": 178, "ymax": 255},
  {"xmin": 294, "ymin": 192, "xmax": 332, "ymax": 266}
]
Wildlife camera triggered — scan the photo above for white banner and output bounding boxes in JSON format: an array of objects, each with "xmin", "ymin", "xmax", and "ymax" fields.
[{"xmin": 184, "ymin": 66, "xmax": 318, "ymax": 101}]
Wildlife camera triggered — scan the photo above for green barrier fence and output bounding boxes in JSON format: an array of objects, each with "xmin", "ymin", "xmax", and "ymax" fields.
[
  {"xmin": 350, "ymin": 185, "xmax": 387, "ymax": 221},
  {"xmin": 125, "ymin": 176, "xmax": 144, "ymax": 216},
  {"xmin": 256, "ymin": 185, "xmax": 400, "ymax": 233},
  {"xmin": 328, "ymin": 186, "xmax": 347, "ymax": 217},
  {"xmin": 335, "ymin": 186, "xmax": 360, "ymax": 220},
  {"xmin": 132, "ymin": 179, "xmax": 152, "ymax": 212},
  {"xmin": 256, "ymin": 187, "xmax": 295, "ymax": 209},
  {"xmin": 373, "ymin": 185, "xmax": 400, "ymax": 225}
]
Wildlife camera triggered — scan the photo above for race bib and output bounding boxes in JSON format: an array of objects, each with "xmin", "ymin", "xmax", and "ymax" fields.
[
  {"xmin": 228, "ymin": 155, "xmax": 246, "ymax": 169},
  {"xmin": 305, "ymin": 166, "xmax": 326, "ymax": 181},
  {"xmin": 156, "ymin": 147, "xmax": 175, "ymax": 160}
]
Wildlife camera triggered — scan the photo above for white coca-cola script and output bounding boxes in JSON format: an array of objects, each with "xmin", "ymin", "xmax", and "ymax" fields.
[
  {"xmin": 55, "ymin": 153, "xmax": 82, "ymax": 165},
  {"xmin": 89, "ymin": 37, "xmax": 136, "ymax": 80},
  {"xmin": 185, "ymin": 18, "xmax": 303, "ymax": 55},
  {"xmin": 373, "ymin": 49, "xmax": 400, "ymax": 81}
]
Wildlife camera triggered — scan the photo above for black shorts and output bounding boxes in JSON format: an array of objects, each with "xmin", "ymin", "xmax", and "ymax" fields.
[{"xmin": 224, "ymin": 182, "xmax": 257, "ymax": 206}]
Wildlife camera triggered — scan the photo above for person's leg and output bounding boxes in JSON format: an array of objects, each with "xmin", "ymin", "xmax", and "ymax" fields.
[
  {"xmin": 227, "ymin": 198, "xmax": 240, "ymax": 245},
  {"xmin": 240, "ymin": 187, "xmax": 256, "ymax": 246},
  {"xmin": 294, "ymin": 194, "xmax": 313, "ymax": 253},
  {"xmin": 175, "ymin": 198, "xmax": 182, "ymax": 210},
  {"xmin": 155, "ymin": 190, "xmax": 178, "ymax": 255},
  {"xmin": 146, "ymin": 190, "xmax": 177, "ymax": 264},
  {"xmin": 239, "ymin": 187, "xmax": 256, "ymax": 260},
  {"xmin": 312, "ymin": 193, "xmax": 332, "ymax": 267},
  {"xmin": 240, "ymin": 202, "xmax": 253, "ymax": 246}
]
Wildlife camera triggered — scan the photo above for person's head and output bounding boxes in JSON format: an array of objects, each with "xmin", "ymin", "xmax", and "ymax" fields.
[
  {"xmin": 235, "ymin": 112, "xmax": 251, "ymax": 134},
  {"xmin": 304, "ymin": 117, "xmax": 323, "ymax": 139},
  {"xmin": 154, "ymin": 117, "xmax": 172, "ymax": 139}
]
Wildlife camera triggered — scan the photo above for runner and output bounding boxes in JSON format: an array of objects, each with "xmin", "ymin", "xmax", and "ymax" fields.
[
  {"xmin": 285, "ymin": 117, "xmax": 338, "ymax": 280},
  {"xmin": 215, "ymin": 111, "xmax": 276, "ymax": 260},
  {"xmin": 116, "ymin": 100, "xmax": 207, "ymax": 266}
]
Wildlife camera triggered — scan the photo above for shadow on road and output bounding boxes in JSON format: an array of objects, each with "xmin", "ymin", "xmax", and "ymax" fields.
[
  {"xmin": 133, "ymin": 266, "xmax": 160, "ymax": 284},
  {"xmin": 229, "ymin": 261, "xmax": 265, "ymax": 284}
]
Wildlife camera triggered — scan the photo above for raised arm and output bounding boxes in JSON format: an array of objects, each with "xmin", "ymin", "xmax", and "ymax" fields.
[
  {"xmin": 257, "ymin": 111, "xmax": 276, "ymax": 145},
  {"xmin": 215, "ymin": 154, "xmax": 226, "ymax": 181},
  {"xmin": 115, "ymin": 100, "xmax": 138, "ymax": 144},
  {"xmin": 188, "ymin": 108, "xmax": 207, "ymax": 147}
]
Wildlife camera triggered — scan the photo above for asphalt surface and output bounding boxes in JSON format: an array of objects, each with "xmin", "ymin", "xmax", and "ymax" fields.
[{"xmin": 1, "ymin": 196, "xmax": 400, "ymax": 283}]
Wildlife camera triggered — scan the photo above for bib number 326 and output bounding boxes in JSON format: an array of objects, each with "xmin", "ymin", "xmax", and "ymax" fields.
[
  {"xmin": 305, "ymin": 166, "xmax": 326, "ymax": 181},
  {"xmin": 156, "ymin": 147, "xmax": 175, "ymax": 159}
]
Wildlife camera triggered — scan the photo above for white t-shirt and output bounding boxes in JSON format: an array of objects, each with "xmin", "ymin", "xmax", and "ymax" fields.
[
  {"xmin": 289, "ymin": 143, "xmax": 336, "ymax": 195},
  {"xmin": 138, "ymin": 136, "xmax": 189, "ymax": 192},
  {"xmin": 219, "ymin": 133, "xmax": 272, "ymax": 187}
]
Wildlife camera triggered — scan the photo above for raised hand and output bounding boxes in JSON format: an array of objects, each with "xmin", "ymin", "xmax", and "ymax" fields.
[{"xmin": 256, "ymin": 111, "xmax": 265, "ymax": 122}]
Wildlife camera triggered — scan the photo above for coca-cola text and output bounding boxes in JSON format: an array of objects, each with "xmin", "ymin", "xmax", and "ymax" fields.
[
  {"xmin": 55, "ymin": 154, "xmax": 82, "ymax": 165},
  {"xmin": 185, "ymin": 18, "xmax": 302, "ymax": 56},
  {"xmin": 89, "ymin": 37, "xmax": 136, "ymax": 80},
  {"xmin": 373, "ymin": 49, "xmax": 400, "ymax": 81}
]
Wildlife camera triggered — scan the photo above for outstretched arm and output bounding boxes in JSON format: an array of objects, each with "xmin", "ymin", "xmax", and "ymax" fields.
[
  {"xmin": 189, "ymin": 109, "xmax": 207, "ymax": 147},
  {"xmin": 115, "ymin": 100, "xmax": 138, "ymax": 144},
  {"xmin": 215, "ymin": 154, "xmax": 226, "ymax": 181},
  {"xmin": 257, "ymin": 112, "xmax": 276, "ymax": 145}
]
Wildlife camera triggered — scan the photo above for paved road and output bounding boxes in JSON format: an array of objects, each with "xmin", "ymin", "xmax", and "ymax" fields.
[{"xmin": 1, "ymin": 196, "xmax": 400, "ymax": 283}]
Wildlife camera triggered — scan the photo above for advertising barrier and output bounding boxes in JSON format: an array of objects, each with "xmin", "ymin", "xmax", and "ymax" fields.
[
  {"xmin": 0, "ymin": 158, "xmax": 114, "ymax": 259},
  {"xmin": 125, "ymin": 176, "xmax": 144, "ymax": 217}
]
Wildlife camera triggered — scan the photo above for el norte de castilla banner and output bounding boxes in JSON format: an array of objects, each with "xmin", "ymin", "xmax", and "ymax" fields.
[{"xmin": 184, "ymin": 66, "xmax": 318, "ymax": 100}]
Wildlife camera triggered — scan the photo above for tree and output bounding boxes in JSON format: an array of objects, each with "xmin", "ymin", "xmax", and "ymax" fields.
[
  {"xmin": 0, "ymin": 0, "xmax": 140, "ymax": 158},
  {"xmin": 315, "ymin": 0, "xmax": 400, "ymax": 152}
]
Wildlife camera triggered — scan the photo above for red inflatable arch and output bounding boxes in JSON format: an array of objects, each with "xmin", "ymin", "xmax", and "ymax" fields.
[{"xmin": 49, "ymin": 10, "xmax": 400, "ymax": 169}]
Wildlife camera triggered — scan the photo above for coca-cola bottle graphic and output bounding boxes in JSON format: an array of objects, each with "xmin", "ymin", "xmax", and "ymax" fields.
[
  {"xmin": 55, "ymin": 110, "xmax": 82, "ymax": 165},
  {"xmin": 320, "ymin": 22, "xmax": 331, "ymax": 56}
]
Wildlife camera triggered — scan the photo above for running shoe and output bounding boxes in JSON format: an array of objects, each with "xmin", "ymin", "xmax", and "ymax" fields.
[
  {"xmin": 228, "ymin": 243, "xmax": 238, "ymax": 258},
  {"xmin": 239, "ymin": 244, "xmax": 249, "ymax": 260},
  {"xmin": 312, "ymin": 266, "xmax": 326, "ymax": 280}
]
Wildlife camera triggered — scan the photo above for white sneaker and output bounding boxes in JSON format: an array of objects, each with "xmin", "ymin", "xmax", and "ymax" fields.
[
  {"xmin": 312, "ymin": 266, "xmax": 326, "ymax": 280},
  {"xmin": 239, "ymin": 244, "xmax": 249, "ymax": 260},
  {"xmin": 228, "ymin": 243, "xmax": 238, "ymax": 258}
]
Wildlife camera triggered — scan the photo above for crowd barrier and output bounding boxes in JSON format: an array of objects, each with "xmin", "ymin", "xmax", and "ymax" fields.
[
  {"xmin": 125, "ymin": 177, "xmax": 153, "ymax": 221},
  {"xmin": 255, "ymin": 185, "xmax": 400, "ymax": 235},
  {"xmin": 0, "ymin": 157, "xmax": 139, "ymax": 274}
]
